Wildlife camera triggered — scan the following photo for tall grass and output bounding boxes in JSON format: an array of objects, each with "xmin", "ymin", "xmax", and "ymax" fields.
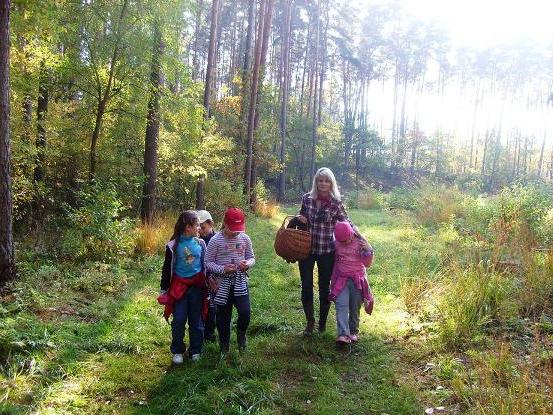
[
  {"xmin": 436, "ymin": 264, "xmax": 517, "ymax": 350},
  {"xmin": 134, "ymin": 211, "xmax": 177, "ymax": 255},
  {"xmin": 451, "ymin": 342, "xmax": 553, "ymax": 415}
]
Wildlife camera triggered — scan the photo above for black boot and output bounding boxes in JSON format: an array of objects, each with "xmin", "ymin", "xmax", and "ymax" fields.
[
  {"xmin": 237, "ymin": 330, "xmax": 247, "ymax": 352},
  {"xmin": 303, "ymin": 303, "xmax": 315, "ymax": 336},
  {"xmin": 318, "ymin": 301, "xmax": 330, "ymax": 333}
]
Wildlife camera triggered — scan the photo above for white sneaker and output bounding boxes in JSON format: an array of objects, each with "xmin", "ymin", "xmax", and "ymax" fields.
[
  {"xmin": 172, "ymin": 354, "xmax": 184, "ymax": 364},
  {"xmin": 191, "ymin": 353, "xmax": 201, "ymax": 361}
]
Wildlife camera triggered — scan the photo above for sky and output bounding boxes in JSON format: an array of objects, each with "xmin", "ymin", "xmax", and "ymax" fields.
[
  {"xmin": 351, "ymin": 0, "xmax": 553, "ymax": 147},
  {"xmin": 402, "ymin": 0, "xmax": 553, "ymax": 49}
]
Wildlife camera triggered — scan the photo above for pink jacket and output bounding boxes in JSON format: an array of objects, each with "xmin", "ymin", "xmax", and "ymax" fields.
[{"xmin": 329, "ymin": 237, "xmax": 373, "ymax": 302}]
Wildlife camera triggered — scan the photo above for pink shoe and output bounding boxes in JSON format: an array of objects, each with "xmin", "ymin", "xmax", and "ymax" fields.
[
  {"xmin": 336, "ymin": 335, "xmax": 351, "ymax": 344},
  {"xmin": 349, "ymin": 334, "xmax": 359, "ymax": 342}
]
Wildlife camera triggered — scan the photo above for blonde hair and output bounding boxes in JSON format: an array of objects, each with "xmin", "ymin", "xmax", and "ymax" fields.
[{"xmin": 309, "ymin": 167, "xmax": 341, "ymax": 201}]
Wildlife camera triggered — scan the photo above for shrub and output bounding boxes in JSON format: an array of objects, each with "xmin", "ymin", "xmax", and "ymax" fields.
[
  {"xmin": 346, "ymin": 187, "xmax": 386, "ymax": 210},
  {"xmin": 387, "ymin": 187, "xmax": 420, "ymax": 211},
  {"xmin": 61, "ymin": 183, "xmax": 135, "ymax": 261}
]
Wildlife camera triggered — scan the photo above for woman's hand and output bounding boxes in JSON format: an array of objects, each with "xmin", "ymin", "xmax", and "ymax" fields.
[
  {"xmin": 297, "ymin": 215, "xmax": 308, "ymax": 224},
  {"xmin": 238, "ymin": 260, "xmax": 249, "ymax": 271},
  {"xmin": 224, "ymin": 264, "xmax": 237, "ymax": 273}
]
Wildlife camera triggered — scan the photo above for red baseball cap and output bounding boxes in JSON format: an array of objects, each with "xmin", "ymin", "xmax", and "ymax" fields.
[{"xmin": 224, "ymin": 207, "xmax": 246, "ymax": 232}]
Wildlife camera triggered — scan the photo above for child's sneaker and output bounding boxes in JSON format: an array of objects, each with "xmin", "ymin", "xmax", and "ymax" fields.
[
  {"xmin": 172, "ymin": 353, "xmax": 184, "ymax": 364},
  {"xmin": 336, "ymin": 335, "xmax": 351, "ymax": 345},
  {"xmin": 349, "ymin": 334, "xmax": 359, "ymax": 342},
  {"xmin": 190, "ymin": 353, "xmax": 201, "ymax": 362}
]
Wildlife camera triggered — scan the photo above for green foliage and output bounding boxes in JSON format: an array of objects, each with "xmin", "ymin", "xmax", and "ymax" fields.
[
  {"xmin": 61, "ymin": 183, "xmax": 135, "ymax": 261},
  {"xmin": 346, "ymin": 187, "xmax": 386, "ymax": 210}
]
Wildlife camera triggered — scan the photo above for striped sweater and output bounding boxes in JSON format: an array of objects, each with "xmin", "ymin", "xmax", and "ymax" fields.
[{"xmin": 205, "ymin": 232, "xmax": 255, "ymax": 304}]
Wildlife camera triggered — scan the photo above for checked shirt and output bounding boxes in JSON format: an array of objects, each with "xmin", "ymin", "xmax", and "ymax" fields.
[{"xmin": 299, "ymin": 193, "xmax": 350, "ymax": 255}]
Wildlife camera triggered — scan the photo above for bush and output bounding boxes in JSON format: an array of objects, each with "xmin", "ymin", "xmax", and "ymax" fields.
[
  {"xmin": 60, "ymin": 183, "xmax": 135, "ymax": 261},
  {"xmin": 204, "ymin": 178, "xmax": 248, "ymax": 222},
  {"xmin": 346, "ymin": 187, "xmax": 386, "ymax": 210},
  {"xmin": 436, "ymin": 264, "xmax": 517, "ymax": 350},
  {"xmin": 387, "ymin": 187, "xmax": 420, "ymax": 211}
]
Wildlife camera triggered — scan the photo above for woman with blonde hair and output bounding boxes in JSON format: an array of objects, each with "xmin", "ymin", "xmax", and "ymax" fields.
[{"xmin": 296, "ymin": 167, "xmax": 362, "ymax": 335}]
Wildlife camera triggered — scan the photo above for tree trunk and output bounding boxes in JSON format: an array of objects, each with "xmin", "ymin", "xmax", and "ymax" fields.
[
  {"xmin": 244, "ymin": 0, "xmax": 266, "ymax": 204},
  {"xmin": 0, "ymin": 0, "xmax": 15, "ymax": 284},
  {"xmin": 278, "ymin": 0, "xmax": 292, "ymax": 201},
  {"xmin": 89, "ymin": 0, "xmax": 129, "ymax": 181},
  {"xmin": 299, "ymin": 17, "xmax": 311, "ymax": 116},
  {"xmin": 309, "ymin": 0, "xmax": 320, "ymax": 180},
  {"xmin": 239, "ymin": 0, "xmax": 255, "ymax": 151},
  {"xmin": 141, "ymin": 25, "xmax": 163, "ymax": 225},
  {"xmin": 196, "ymin": 0, "xmax": 220, "ymax": 210},
  {"xmin": 34, "ymin": 61, "xmax": 48, "ymax": 183},
  {"xmin": 249, "ymin": 0, "xmax": 275, "ymax": 205},
  {"xmin": 537, "ymin": 129, "xmax": 546, "ymax": 178},
  {"xmin": 192, "ymin": 0, "xmax": 203, "ymax": 81}
]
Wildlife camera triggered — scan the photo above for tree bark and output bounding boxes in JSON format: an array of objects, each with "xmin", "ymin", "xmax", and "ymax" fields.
[
  {"xmin": 249, "ymin": 0, "xmax": 275, "ymax": 205},
  {"xmin": 309, "ymin": 0, "xmax": 320, "ymax": 180},
  {"xmin": 196, "ymin": 0, "xmax": 220, "ymax": 210},
  {"xmin": 141, "ymin": 25, "xmax": 163, "ymax": 224},
  {"xmin": 278, "ymin": 0, "xmax": 292, "ymax": 201},
  {"xmin": 239, "ymin": 0, "xmax": 255, "ymax": 151},
  {"xmin": 244, "ymin": 0, "xmax": 266, "ymax": 204},
  {"xmin": 0, "ymin": 0, "xmax": 15, "ymax": 284}
]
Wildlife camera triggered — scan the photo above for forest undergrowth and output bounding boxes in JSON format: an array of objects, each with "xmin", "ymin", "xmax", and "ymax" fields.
[{"xmin": 1, "ymin": 184, "xmax": 553, "ymax": 414}]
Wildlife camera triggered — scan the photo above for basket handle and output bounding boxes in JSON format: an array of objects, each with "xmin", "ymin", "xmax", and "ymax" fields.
[{"xmin": 280, "ymin": 215, "xmax": 297, "ymax": 229}]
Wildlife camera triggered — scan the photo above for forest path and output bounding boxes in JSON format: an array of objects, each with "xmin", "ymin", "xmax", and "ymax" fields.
[{"xmin": 11, "ymin": 209, "xmax": 427, "ymax": 414}]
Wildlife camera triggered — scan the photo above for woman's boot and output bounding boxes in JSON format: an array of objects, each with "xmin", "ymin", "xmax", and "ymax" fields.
[
  {"xmin": 318, "ymin": 301, "xmax": 330, "ymax": 333},
  {"xmin": 303, "ymin": 303, "xmax": 315, "ymax": 336}
]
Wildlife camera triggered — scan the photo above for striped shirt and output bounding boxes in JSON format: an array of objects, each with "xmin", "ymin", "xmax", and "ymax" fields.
[
  {"xmin": 299, "ymin": 193, "xmax": 350, "ymax": 255},
  {"xmin": 205, "ymin": 232, "xmax": 255, "ymax": 304}
]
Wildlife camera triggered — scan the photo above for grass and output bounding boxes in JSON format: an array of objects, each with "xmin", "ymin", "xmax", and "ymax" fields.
[{"xmin": 2, "ymin": 199, "xmax": 552, "ymax": 414}]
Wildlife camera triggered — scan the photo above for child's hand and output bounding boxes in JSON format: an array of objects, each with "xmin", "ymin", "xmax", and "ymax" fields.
[
  {"xmin": 238, "ymin": 260, "xmax": 249, "ymax": 271},
  {"xmin": 208, "ymin": 277, "xmax": 219, "ymax": 292},
  {"xmin": 224, "ymin": 264, "xmax": 237, "ymax": 273}
]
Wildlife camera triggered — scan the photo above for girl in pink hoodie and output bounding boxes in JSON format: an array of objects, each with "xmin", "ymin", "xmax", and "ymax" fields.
[{"xmin": 329, "ymin": 221, "xmax": 374, "ymax": 344}]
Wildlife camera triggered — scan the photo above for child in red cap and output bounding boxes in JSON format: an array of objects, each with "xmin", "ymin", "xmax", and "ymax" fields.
[
  {"xmin": 205, "ymin": 207, "xmax": 255, "ymax": 354},
  {"xmin": 330, "ymin": 221, "xmax": 374, "ymax": 345}
]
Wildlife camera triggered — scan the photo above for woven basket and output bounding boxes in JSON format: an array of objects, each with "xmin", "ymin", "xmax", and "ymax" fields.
[{"xmin": 274, "ymin": 215, "xmax": 311, "ymax": 262}]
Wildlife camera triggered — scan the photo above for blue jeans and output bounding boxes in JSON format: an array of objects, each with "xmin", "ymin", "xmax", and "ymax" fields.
[
  {"xmin": 335, "ymin": 279, "xmax": 362, "ymax": 337},
  {"xmin": 171, "ymin": 286, "xmax": 204, "ymax": 355}
]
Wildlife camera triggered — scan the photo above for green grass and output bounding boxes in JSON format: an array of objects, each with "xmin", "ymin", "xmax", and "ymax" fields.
[{"xmin": 0, "ymin": 208, "xmax": 477, "ymax": 414}]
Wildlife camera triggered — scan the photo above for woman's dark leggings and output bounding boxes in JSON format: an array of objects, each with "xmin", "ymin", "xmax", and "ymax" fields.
[
  {"xmin": 216, "ymin": 293, "xmax": 251, "ymax": 345},
  {"xmin": 298, "ymin": 252, "xmax": 335, "ymax": 325}
]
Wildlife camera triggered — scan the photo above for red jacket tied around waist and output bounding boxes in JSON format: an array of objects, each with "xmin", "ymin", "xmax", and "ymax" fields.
[{"xmin": 158, "ymin": 272, "xmax": 208, "ymax": 321}]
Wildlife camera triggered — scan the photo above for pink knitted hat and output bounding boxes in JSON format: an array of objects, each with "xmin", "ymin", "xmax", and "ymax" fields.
[{"xmin": 334, "ymin": 221, "xmax": 354, "ymax": 242}]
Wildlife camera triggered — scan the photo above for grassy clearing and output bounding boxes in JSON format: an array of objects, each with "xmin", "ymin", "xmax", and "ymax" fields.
[
  {"xmin": 2, "ymin": 192, "xmax": 552, "ymax": 414},
  {"xmin": 2, "ymin": 209, "xmax": 422, "ymax": 415}
]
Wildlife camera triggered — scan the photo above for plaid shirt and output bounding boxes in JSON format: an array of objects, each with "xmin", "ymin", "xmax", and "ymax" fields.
[{"xmin": 299, "ymin": 193, "xmax": 349, "ymax": 255}]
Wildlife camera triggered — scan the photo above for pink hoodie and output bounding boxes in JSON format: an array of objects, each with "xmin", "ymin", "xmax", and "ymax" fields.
[{"xmin": 329, "ymin": 236, "xmax": 373, "ymax": 302}]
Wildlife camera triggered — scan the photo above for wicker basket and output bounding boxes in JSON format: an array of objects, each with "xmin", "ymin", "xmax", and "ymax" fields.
[{"xmin": 274, "ymin": 215, "xmax": 311, "ymax": 262}]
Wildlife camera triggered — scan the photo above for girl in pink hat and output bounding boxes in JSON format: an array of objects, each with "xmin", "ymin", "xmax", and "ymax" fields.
[{"xmin": 330, "ymin": 221, "xmax": 374, "ymax": 344}]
